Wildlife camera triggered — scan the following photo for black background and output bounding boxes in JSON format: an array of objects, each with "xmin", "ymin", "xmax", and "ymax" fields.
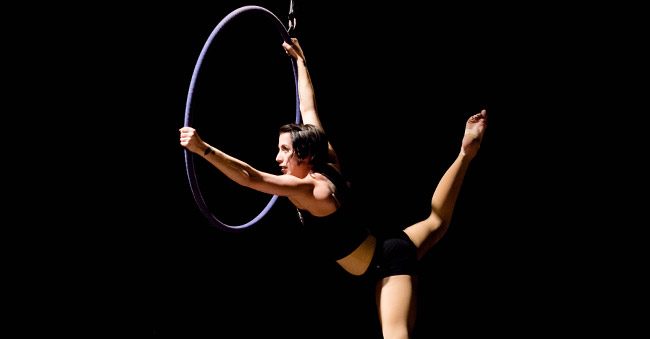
[
  {"xmin": 20, "ymin": 0, "xmax": 632, "ymax": 337},
  {"xmin": 140, "ymin": 2, "xmax": 538, "ymax": 337},
  {"xmin": 125, "ymin": 1, "xmax": 550, "ymax": 337}
]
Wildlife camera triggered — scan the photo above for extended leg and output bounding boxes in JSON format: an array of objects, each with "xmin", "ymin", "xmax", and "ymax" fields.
[{"xmin": 404, "ymin": 110, "xmax": 487, "ymax": 259}]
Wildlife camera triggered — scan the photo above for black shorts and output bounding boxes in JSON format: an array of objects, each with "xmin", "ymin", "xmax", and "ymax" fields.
[{"xmin": 367, "ymin": 230, "xmax": 418, "ymax": 280}]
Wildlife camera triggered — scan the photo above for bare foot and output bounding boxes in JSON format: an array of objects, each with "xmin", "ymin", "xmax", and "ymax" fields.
[{"xmin": 461, "ymin": 109, "xmax": 487, "ymax": 159}]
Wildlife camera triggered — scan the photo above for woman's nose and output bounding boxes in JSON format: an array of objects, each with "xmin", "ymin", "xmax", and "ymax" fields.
[{"xmin": 276, "ymin": 152, "xmax": 283, "ymax": 163}]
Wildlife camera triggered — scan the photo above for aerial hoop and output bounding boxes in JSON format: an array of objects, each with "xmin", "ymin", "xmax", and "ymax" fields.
[{"xmin": 184, "ymin": 6, "xmax": 302, "ymax": 232}]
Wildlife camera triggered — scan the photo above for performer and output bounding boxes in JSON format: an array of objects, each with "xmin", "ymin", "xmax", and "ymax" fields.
[{"xmin": 180, "ymin": 38, "xmax": 487, "ymax": 339}]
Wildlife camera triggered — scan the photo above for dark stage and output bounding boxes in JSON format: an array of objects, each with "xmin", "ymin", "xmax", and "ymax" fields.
[{"xmin": 64, "ymin": 1, "xmax": 580, "ymax": 337}]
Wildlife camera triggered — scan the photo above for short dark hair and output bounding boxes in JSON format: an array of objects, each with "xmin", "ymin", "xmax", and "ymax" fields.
[{"xmin": 278, "ymin": 123, "xmax": 329, "ymax": 166}]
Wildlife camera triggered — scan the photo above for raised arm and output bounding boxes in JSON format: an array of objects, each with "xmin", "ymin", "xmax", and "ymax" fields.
[{"xmin": 283, "ymin": 38, "xmax": 340, "ymax": 168}]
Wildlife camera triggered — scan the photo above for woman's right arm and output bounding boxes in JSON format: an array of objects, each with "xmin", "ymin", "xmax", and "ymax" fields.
[
  {"xmin": 283, "ymin": 38, "xmax": 319, "ymax": 127},
  {"xmin": 283, "ymin": 38, "xmax": 340, "ymax": 168}
]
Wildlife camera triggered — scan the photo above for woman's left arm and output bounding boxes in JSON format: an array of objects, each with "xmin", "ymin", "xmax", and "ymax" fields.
[{"xmin": 180, "ymin": 127, "xmax": 313, "ymax": 198}]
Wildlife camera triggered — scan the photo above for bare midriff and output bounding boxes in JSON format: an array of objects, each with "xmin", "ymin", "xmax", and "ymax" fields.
[{"xmin": 335, "ymin": 233, "xmax": 377, "ymax": 276}]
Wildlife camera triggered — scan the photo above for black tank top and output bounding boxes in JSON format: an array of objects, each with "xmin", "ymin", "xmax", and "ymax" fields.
[{"xmin": 295, "ymin": 164, "xmax": 368, "ymax": 260}]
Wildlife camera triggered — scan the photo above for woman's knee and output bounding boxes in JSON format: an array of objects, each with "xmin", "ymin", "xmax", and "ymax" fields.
[{"xmin": 382, "ymin": 326, "xmax": 410, "ymax": 339}]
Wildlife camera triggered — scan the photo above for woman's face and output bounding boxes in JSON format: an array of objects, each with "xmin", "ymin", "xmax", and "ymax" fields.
[{"xmin": 276, "ymin": 132, "xmax": 301, "ymax": 176}]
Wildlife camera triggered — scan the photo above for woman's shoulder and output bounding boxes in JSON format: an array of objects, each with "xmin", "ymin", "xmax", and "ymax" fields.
[{"xmin": 316, "ymin": 163, "xmax": 345, "ymax": 180}]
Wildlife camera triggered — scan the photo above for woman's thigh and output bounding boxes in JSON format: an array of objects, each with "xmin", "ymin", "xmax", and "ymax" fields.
[{"xmin": 376, "ymin": 274, "xmax": 417, "ymax": 339}]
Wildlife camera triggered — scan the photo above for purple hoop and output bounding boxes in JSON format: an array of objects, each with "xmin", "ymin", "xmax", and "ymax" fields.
[{"xmin": 184, "ymin": 6, "xmax": 301, "ymax": 232}]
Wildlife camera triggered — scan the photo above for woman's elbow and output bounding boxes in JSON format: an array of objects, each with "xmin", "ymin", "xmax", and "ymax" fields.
[
  {"xmin": 240, "ymin": 170, "xmax": 271, "ymax": 193},
  {"xmin": 300, "ymin": 106, "xmax": 317, "ymax": 117},
  {"xmin": 239, "ymin": 169, "xmax": 256, "ymax": 187}
]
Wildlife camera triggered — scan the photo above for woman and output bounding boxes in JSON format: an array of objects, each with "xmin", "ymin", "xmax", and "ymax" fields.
[{"xmin": 179, "ymin": 38, "xmax": 487, "ymax": 339}]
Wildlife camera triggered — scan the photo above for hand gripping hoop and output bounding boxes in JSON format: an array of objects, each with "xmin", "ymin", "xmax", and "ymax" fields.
[{"xmin": 184, "ymin": 6, "xmax": 302, "ymax": 232}]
